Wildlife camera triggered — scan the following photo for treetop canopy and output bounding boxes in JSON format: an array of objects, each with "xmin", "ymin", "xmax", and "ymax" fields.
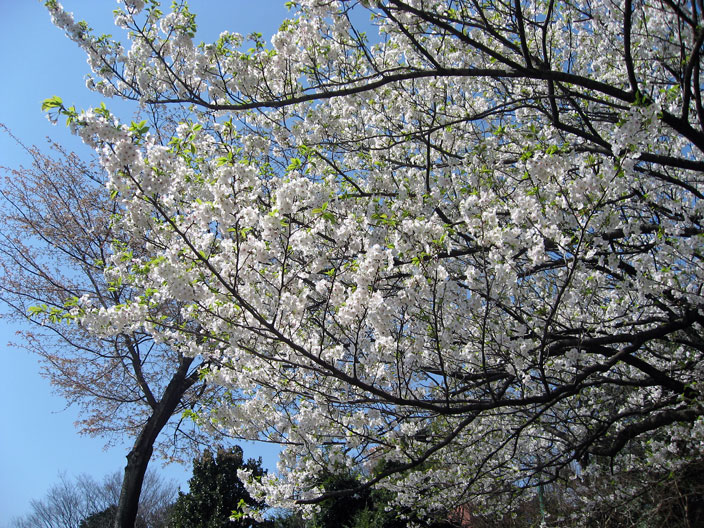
[{"xmin": 44, "ymin": 0, "xmax": 704, "ymax": 522}]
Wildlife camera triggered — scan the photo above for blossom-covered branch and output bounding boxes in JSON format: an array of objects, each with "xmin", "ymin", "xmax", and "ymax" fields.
[{"xmin": 45, "ymin": 0, "xmax": 704, "ymax": 524}]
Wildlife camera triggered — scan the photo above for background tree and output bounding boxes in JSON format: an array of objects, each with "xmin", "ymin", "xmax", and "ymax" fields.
[
  {"xmin": 12, "ymin": 470, "xmax": 175, "ymax": 528},
  {"xmin": 169, "ymin": 446, "xmax": 267, "ymax": 528},
  {"xmin": 45, "ymin": 0, "xmax": 704, "ymax": 524},
  {"xmin": 0, "ymin": 126, "xmax": 224, "ymax": 528}
]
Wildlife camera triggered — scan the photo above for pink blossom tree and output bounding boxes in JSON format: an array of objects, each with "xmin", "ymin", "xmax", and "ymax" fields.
[{"xmin": 0, "ymin": 128, "xmax": 222, "ymax": 528}]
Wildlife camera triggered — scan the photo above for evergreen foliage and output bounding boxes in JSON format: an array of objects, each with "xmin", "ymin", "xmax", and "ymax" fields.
[{"xmin": 169, "ymin": 446, "xmax": 267, "ymax": 528}]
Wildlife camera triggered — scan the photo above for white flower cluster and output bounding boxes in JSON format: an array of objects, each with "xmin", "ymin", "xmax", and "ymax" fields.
[{"xmin": 49, "ymin": 0, "xmax": 704, "ymax": 521}]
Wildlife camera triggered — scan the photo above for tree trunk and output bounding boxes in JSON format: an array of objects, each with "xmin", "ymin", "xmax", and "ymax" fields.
[
  {"xmin": 115, "ymin": 441, "xmax": 153, "ymax": 528},
  {"xmin": 113, "ymin": 357, "xmax": 198, "ymax": 528}
]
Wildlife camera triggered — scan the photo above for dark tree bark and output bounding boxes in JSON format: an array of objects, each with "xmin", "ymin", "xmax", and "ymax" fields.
[{"xmin": 113, "ymin": 356, "xmax": 199, "ymax": 528}]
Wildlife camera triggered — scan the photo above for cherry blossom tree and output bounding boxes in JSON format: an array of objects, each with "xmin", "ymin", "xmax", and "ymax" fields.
[
  {"xmin": 0, "ymin": 128, "xmax": 224, "ymax": 528},
  {"xmin": 44, "ymin": 0, "xmax": 704, "ymax": 524}
]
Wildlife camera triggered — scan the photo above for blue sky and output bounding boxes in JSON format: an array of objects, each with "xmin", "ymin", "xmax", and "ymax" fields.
[{"xmin": 0, "ymin": 1, "xmax": 290, "ymax": 524}]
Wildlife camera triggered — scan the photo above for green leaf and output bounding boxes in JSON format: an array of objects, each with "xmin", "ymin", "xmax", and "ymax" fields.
[
  {"xmin": 41, "ymin": 95, "xmax": 63, "ymax": 111},
  {"xmin": 129, "ymin": 119, "xmax": 150, "ymax": 135},
  {"xmin": 28, "ymin": 304, "xmax": 49, "ymax": 316},
  {"xmin": 287, "ymin": 157, "xmax": 302, "ymax": 171},
  {"xmin": 63, "ymin": 296, "xmax": 80, "ymax": 308}
]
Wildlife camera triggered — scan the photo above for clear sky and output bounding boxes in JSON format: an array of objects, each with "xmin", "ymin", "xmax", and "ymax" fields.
[{"xmin": 0, "ymin": 1, "xmax": 290, "ymax": 525}]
